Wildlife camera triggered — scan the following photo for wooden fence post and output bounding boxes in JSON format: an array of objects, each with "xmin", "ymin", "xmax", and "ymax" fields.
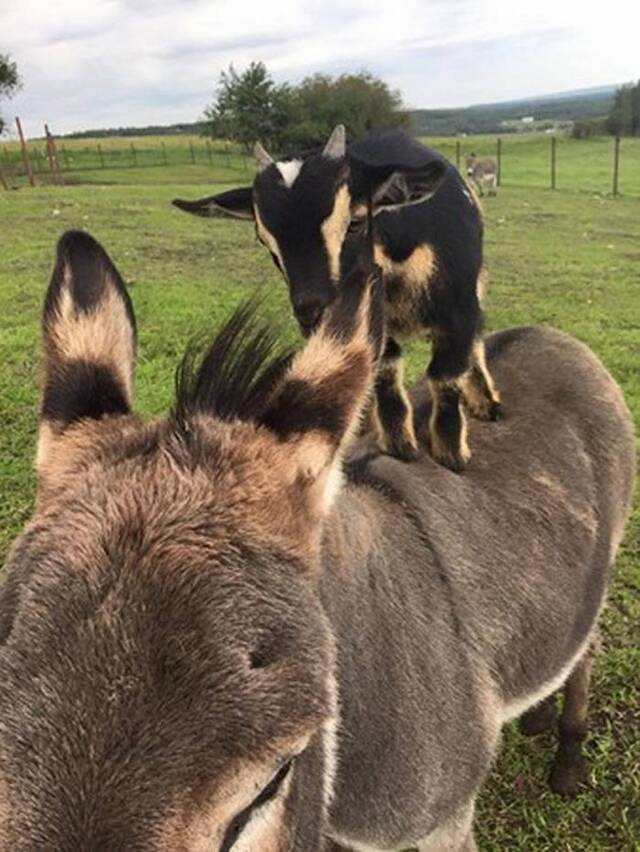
[
  {"xmin": 612, "ymin": 136, "xmax": 620, "ymax": 196},
  {"xmin": 45, "ymin": 124, "xmax": 64, "ymax": 185},
  {"xmin": 131, "ymin": 142, "xmax": 138, "ymax": 167},
  {"xmin": 15, "ymin": 117, "xmax": 36, "ymax": 187},
  {"xmin": 455, "ymin": 139, "xmax": 461, "ymax": 170},
  {"xmin": 550, "ymin": 135, "xmax": 556, "ymax": 190},
  {"xmin": 496, "ymin": 137, "xmax": 502, "ymax": 187},
  {"xmin": 189, "ymin": 141, "xmax": 196, "ymax": 164}
]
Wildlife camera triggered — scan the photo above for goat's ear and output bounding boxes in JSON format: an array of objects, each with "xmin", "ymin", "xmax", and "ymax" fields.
[
  {"xmin": 349, "ymin": 130, "xmax": 448, "ymax": 213},
  {"xmin": 259, "ymin": 260, "xmax": 384, "ymax": 517},
  {"xmin": 37, "ymin": 230, "xmax": 136, "ymax": 474},
  {"xmin": 369, "ymin": 162, "xmax": 447, "ymax": 212},
  {"xmin": 172, "ymin": 187, "xmax": 254, "ymax": 220}
]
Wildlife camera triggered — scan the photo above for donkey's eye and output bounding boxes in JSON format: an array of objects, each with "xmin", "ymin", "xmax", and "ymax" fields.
[{"xmin": 219, "ymin": 759, "xmax": 294, "ymax": 852}]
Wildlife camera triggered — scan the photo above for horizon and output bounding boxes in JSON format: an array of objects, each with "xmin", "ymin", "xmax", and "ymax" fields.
[{"xmin": 2, "ymin": 0, "xmax": 639, "ymax": 138}]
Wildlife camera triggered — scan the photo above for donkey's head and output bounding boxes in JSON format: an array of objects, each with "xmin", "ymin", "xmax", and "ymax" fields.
[
  {"xmin": 0, "ymin": 231, "xmax": 384, "ymax": 851},
  {"xmin": 173, "ymin": 127, "xmax": 447, "ymax": 336}
]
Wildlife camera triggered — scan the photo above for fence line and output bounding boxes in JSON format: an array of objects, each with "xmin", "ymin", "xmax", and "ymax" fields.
[{"xmin": 1, "ymin": 135, "xmax": 638, "ymax": 196}]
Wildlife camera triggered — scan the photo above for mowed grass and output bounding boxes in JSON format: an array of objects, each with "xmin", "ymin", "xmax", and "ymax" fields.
[{"xmin": 0, "ymin": 178, "xmax": 639, "ymax": 850}]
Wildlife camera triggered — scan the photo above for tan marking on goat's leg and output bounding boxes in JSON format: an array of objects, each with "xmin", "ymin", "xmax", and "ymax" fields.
[
  {"xmin": 427, "ymin": 378, "xmax": 471, "ymax": 472},
  {"xmin": 376, "ymin": 348, "xmax": 419, "ymax": 461},
  {"xmin": 460, "ymin": 339, "xmax": 502, "ymax": 422},
  {"xmin": 359, "ymin": 396, "xmax": 385, "ymax": 449},
  {"xmin": 549, "ymin": 631, "xmax": 601, "ymax": 796}
]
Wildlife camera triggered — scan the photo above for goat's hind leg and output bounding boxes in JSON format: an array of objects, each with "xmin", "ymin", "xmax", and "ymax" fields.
[
  {"xmin": 549, "ymin": 631, "xmax": 601, "ymax": 796},
  {"xmin": 375, "ymin": 336, "xmax": 420, "ymax": 461},
  {"xmin": 460, "ymin": 337, "xmax": 502, "ymax": 422}
]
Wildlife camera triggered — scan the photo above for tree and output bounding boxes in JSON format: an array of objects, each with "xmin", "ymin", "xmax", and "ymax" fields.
[
  {"xmin": 0, "ymin": 53, "xmax": 21, "ymax": 135},
  {"xmin": 203, "ymin": 64, "xmax": 410, "ymax": 153},
  {"xmin": 607, "ymin": 81, "xmax": 640, "ymax": 137},
  {"xmin": 203, "ymin": 62, "xmax": 291, "ymax": 151},
  {"xmin": 284, "ymin": 71, "xmax": 410, "ymax": 150}
]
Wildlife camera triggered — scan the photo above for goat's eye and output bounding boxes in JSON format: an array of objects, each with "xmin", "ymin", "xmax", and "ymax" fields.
[
  {"xmin": 219, "ymin": 759, "xmax": 294, "ymax": 852},
  {"xmin": 347, "ymin": 218, "xmax": 366, "ymax": 235}
]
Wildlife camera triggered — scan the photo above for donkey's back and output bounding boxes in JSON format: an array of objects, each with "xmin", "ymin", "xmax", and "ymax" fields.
[{"xmin": 323, "ymin": 325, "xmax": 634, "ymax": 851}]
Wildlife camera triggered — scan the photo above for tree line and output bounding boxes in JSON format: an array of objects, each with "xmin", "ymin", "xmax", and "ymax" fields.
[
  {"xmin": 203, "ymin": 62, "xmax": 409, "ymax": 153},
  {"xmin": 0, "ymin": 53, "xmax": 21, "ymax": 134},
  {"xmin": 572, "ymin": 80, "xmax": 640, "ymax": 139}
]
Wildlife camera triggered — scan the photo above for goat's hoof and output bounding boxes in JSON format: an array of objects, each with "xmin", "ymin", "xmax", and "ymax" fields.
[
  {"xmin": 431, "ymin": 446, "xmax": 470, "ymax": 473},
  {"xmin": 488, "ymin": 400, "xmax": 503, "ymax": 421},
  {"xmin": 389, "ymin": 437, "xmax": 420, "ymax": 463},
  {"xmin": 467, "ymin": 399, "xmax": 503, "ymax": 422},
  {"xmin": 519, "ymin": 700, "xmax": 557, "ymax": 736},
  {"xmin": 549, "ymin": 750, "xmax": 587, "ymax": 797}
]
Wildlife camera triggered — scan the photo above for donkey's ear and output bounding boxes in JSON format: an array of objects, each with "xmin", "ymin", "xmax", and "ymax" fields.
[
  {"xmin": 172, "ymin": 187, "xmax": 254, "ymax": 220},
  {"xmin": 38, "ymin": 231, "xmax": 136, "ymax": 472},
  {"xmin": 259, "ymin": 259, "xmax": 384, "ymax": 516}
]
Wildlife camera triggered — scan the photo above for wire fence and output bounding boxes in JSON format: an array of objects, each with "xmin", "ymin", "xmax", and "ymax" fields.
[
  {"xmin": 0, "ymin": 138, "xmax": 251, "ymax": 187},
  {"xmin": 1, "ymin": 134, "xmax": 639, "ymax": 196},
  {"xmin": 424, "ymin": 134, "xmax": 640, "ymax": 196}
]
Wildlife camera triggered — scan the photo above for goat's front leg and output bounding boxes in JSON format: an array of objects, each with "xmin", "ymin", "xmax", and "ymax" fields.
[
  {"xmin": 375, "ymin": 336, "xmax": 419, "ymax": 461},
  {"xmin": 426, "ymin": 331, "xmax": 473, "ymax": 472}
]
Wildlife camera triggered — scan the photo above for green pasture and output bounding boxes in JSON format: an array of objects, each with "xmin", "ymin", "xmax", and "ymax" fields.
[
  {"xmin": 0, "ymin": 174, "xmax": 638, "ymax": 849},
  {"xmin": 2, "ymin": 131, "xmax": 640, "ymax": 196}
]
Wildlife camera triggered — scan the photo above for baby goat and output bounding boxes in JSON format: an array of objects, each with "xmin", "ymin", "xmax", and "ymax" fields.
[{"xmin": 174, "ymin": 127, "xmax": 501, "ymax": 471}]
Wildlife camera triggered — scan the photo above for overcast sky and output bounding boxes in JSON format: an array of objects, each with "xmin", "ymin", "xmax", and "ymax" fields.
[{"xmin": 2, "ymin": 0, "xmax": 639, "ymax": 137}]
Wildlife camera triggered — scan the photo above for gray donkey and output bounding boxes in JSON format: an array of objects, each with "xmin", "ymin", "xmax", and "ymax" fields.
[{"xmin": 0, "ymin": 230, "xmax": 634, "ymax": 851}]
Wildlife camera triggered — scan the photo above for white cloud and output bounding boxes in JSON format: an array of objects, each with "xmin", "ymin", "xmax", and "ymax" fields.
[{"xmin": 1, "ymin": 0, "xmax": 638, "ymax": 136}]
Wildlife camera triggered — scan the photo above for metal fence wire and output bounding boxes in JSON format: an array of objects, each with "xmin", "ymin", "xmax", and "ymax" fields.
[{"xmin": 1, "ymin": 135, "xmax": 638, "ymax": 196}]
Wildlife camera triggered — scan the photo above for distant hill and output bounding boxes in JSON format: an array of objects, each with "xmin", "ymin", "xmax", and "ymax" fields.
[
  {"xmin": 411, "ymin": 84, "xmax": 618, "ymax": 136},
  {"xmin": 62, "ymin": 121, "xmax": 207, "ymax": 139},
  {"xmin": 58, "ymin": 84, "xmax": 618, "ymax": 140}
]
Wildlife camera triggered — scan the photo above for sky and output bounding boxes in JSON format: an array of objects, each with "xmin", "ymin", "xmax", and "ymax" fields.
[{"xmin": 1, "ymin": 0, "xmax": 639, "ymax": 137}]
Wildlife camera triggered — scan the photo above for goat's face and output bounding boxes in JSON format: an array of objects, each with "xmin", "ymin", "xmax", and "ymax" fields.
[
  {"xmin": 0, "ymin": 231, "xmax": 385, "ymax": 850},
  {"xmin": 253, "ymin": 148, "xmax": 350, "ymax": 336},
  {"xmin": 173, "ymin": 127, "xmax": 448, "ymax": 337}
]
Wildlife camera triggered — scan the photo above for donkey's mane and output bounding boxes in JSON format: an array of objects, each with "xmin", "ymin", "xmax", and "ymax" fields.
[{"xmin": 173, "ymin": 299, "xmax": 294, "ymax": 427}]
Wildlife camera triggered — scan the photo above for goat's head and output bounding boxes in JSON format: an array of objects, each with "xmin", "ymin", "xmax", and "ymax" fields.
[
  {"xmin": 0, "ymin": 231, "xmax": 384, "ymax": 850},
  {"xmin": 173, "ymin": 127, "xmax": 447, "ymax": 336}
]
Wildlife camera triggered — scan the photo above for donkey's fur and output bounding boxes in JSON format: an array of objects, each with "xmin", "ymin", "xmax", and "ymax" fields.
[{"xmin": 0, "ymin": 232, "xmax": 635, "ymax": 851}]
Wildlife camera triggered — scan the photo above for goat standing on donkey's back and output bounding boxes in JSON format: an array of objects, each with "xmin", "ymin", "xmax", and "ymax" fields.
[
  {"xmin": 174, "ymin": 126, "xmax": 501, "ymax": 472},
  {"xmin": 0, "ymin": 231, "xmax": 634, "ymax": 851}
]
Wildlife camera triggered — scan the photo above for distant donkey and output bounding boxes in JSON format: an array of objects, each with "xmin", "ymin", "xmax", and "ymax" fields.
[
  {"xmin": 174, "ymin": 127, "xmax": 500, "ymax": 472},
  {"xmin": 466, "ymin": 153, "xmax": 498, "ymax": 196},
  {"xmin": 0, "ymin": 231, "xmax": 634, "ymax": 851}
]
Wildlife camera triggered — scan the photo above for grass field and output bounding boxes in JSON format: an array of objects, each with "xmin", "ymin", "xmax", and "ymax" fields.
[
  {"xmin": 0, "ymin": 173, "xmax": 638, "ymax": 850},
  {"xmin": 2, "ymin": 131, "xmax": 640, "ymax": 196}
]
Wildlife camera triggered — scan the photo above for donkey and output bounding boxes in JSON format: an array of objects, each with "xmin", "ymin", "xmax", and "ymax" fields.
[
  {"xmin": 0, "ymin": 231, "xmax": 634, "ymax": 851},
  {"xmin": 466, "ymin": 154, "xmax": 498, "ymax": 197},
  {"xmin": 173, "ymin": 127, "xmax": 501, "ymax": 473}
]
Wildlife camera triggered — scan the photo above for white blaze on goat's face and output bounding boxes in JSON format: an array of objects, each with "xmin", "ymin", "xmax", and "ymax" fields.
[
  {"xmin": 320, "ymin": 183, "xmax": 352, "ymax": 282},
  {"xmin": 276, "ymin": 159, "xmax": 303, "ymax": 188}
]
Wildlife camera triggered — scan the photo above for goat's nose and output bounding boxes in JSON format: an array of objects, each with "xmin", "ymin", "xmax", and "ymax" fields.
[{"xmin": 295, "ymin": 301, "xmax": 324, "ymax": 336}]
